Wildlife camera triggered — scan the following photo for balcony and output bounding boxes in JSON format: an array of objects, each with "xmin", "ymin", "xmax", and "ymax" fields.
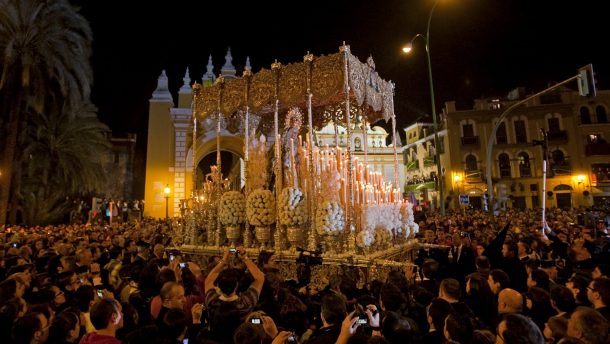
[
  {"xmin": 461, "ymin": 136, "xmax": 480, "ymax": 147},
  {"xmin": 515, "ymin": 135, "xmax": 528, "ymax": 144},
  {"xmin": 585, "ymin": 143, "xmax": 610, "ymax": 156},
  {"xmin": 423, "ymin": 156, "xmax": 436, "ymax": 167},
  {"xmin": 406, "ymin": 160, "xmax": 420, "ymax": 171},
  {"xmin": 551, "ymin": 158, "xmax": 571, "ymax": 176},
  {"xmin": 547, "ymin": 130, "xmax": 568, "ymax": 142},
  {"xmin": 465, "ymin": 170, "xmax": 483, "ymax": 182}
]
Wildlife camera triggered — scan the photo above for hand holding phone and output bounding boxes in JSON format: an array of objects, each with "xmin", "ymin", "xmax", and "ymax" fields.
[
  {"xmin": 251, "ymin": 317, "xmax": 262, "ymax": 324},
  {"xmin": 179, "ymin": 262, "xmax": 188, "ymax": 268}
]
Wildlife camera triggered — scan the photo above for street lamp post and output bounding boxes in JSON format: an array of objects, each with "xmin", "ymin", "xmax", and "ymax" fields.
[
  {"xmin": 164, "ymin": 184, "xmax": 171, "ymax": 219},
  {"xmin": 402, "ymin": 0, "xmax": 445, "ymax": 215}
]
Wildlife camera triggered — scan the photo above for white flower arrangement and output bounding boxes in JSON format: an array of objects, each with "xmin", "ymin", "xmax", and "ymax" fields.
[
  {"xmin": 361, "ymin": 203, "xmax": 401, "ymax": 233},
  {"xmin": 400, "ymin": 201, "xmax": 419, "ymax": 236},
  {"xmin": 315, "ymin": 201, "xmax": 344, "ymax": 235},
  {"xmin": 279, "ymin": 187, "xmax": 308, "ymax": 226},
  {"xmin": 219, "ymin": 191, "xmax": 246, "ymax": 226},
  {"xmin": 246, "ymin": 188, "xmax": 277, "ymax": 226},
  {"xmin": 356, "ymin": 230, "xmax": 375, "ymax": 248}
]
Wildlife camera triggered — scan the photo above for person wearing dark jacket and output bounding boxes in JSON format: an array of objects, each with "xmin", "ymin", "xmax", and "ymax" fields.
[{"xmin": 303, "ymin": 293, "xmax": 346, "ymax": 344}]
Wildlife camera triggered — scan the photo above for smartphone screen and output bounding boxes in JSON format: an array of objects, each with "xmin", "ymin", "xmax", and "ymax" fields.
[
  {"xmin": 229, "ymin": 248, "xmax": 236, "ymax": 253},
  {"xmin": 97, "ymin": 290, "xmax": 104, "ymax": 297},
  {"xmin": 170, "ymin": 254, "xmax": 175, "ymax": 261},
  {"xmin": 179, "ymin": 263, "xmax": 188, "ymax": 268},
  {"xmin": 251, "ymin": 318, "xmax": 261, "ymax": 324}
]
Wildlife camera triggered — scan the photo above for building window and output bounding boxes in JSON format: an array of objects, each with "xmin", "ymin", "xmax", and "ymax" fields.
[
  {"xmin": 498, "ymin": 153, "xmax": 511, "ymax": 178},
  {"xmin": 580, "ymin": 107, "xmax": 591, "ymax": 124},
  {"xmin": 531, "ymin": 195, "xmax": 540, "ymax": 208},
  {"xmin": 462, "ymin": 123, "xmax": 474, "ymax": 137},
  {"xmin": 529, "ymin": 183, "xmax": 538, "ymax": 191},
  {"xmin": 496, "ymin": 122, "xmax": 508, "ymax": 144},
  {"xmin": 592, "ymin": 163, "xmax": 610, "ymax": 184},
  {"xmin": 548, "ymin": 117, "xmax": 561, "ymax": 132},
  {"xmin": 551, "ymin": 149, "xmax": 570, "ymax": 175},
  {"xmin": 596, "ymin": 106, "xmax": 608, "ymax": 123},
  {"xmin": 514, "ymin": 120, "xmax": 527, "ymax": 143},
  {"xmin": 518, "ymin": 152, "xmax": 531, "ymax": 177},
  {"xmin": 465, "ymin": 154, "xmax": 477, "ymax": 171}
]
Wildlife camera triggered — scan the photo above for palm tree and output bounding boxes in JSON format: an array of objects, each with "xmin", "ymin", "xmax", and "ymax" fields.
[
  {"xmin": 0, "ymin": 0, "xmax": 93, "ymax": 224},
  {"xmin": 19, "ymin": 102, "xmax": 110, "ymax": 225}
]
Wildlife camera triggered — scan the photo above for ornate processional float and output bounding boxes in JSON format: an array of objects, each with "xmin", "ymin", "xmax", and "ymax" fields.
[{"xmin": 178, "ymin": 44, "xmax": 442, "ymax": 283}]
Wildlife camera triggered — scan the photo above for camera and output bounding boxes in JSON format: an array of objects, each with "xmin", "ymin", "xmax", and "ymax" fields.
[
  {"xmin": 97, "ymin": 290, "xmax": 104, "ymax": 298},
  {"xmin": 295, "ymin": 247, "xmax": 323, "ymax": 266},
  {"xmin": 355, "ymin": 304, "xmax": 368, "ymax": 325},
  {"xmin": 11, "ymin": 243, "xmax": 17, "ymax": 248},
  {"xmin": 250, "ymin": 318, "xmax": 261, "ymax": 324},
  {"xmin": 179, "ymin": 263, "xmax": 188, "ymax": 268},
  {"xmin": 286, "ymin": 335, "xmax": 296, "ymax": 343}
]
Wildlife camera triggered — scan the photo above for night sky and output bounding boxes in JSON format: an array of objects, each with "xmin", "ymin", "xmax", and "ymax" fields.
[{"xmin": 74, "ymin": 0, "xmax": 609, "ymax": 195}]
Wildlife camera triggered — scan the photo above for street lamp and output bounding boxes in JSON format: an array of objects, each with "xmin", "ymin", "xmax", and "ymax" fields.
[
  {"xmin": 402, "ymin": 0, "xmax": 445, "ymax": 215},
  {"xmin": 164, "ymin": 184, "xmax": 171, "ymax": 219}
]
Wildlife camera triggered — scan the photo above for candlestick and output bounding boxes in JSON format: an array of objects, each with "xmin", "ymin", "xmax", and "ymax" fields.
[{"xmin": 290, "ymin": 138, "xmax": 297, "ymax": 188}]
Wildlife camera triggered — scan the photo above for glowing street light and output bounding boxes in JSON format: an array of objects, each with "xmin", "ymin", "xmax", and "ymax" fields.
[{"xmin": 164, "ymin": 184, "xmax": 171, "ymax": 219}]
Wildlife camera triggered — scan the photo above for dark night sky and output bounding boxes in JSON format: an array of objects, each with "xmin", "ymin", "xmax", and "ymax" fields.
[{"xmin": 74, "ymin": 0, "xmax": 609, "ymax": 196}]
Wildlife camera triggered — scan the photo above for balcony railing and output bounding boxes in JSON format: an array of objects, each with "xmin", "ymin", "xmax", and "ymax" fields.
[
  {"xmin": 461, "ymin": 136, "xmax": 480, "ymax": 147},
  {"xmin": 551, "ymin": 158, "xmax": 571, "ymax": 175},
  {"xmin": 547, "ymin": 130, "xmax": 568, "ymax": 142},
  {"xmin": 516, "ymin": 135, "xmax": 528, "ymax": 144},
  {"xmin": 406, "ymin": 160, "xmax": 420, "ymax": 171},
  {"xmin": 423, "ymin": 156, "xmax": 436, "ymax": 167},
  {"xmin": 465, "ymin": 170, "xmax": 483, "ymax": 181},
  {"xmin": 585, "ymin": 143, "xmax": 610, "ymax": 156},
  {"xmin": 519, "ymin": 166, "xmax": 532, "ymax": 177}
]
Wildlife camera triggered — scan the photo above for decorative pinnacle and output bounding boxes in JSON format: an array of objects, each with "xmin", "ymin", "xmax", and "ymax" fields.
[
  {"xmin": 245, "ymin": 56, "xmax": 252, "ymax": 70},
  {"xmin": 340, "ymin": 42, "xmax": 351, "ymax": 53},
  {"xmin": 304, "ymin": 51, "xmax": 314, "ymax": 62},
  {"xmin": 271, "ymin": 59, "xmax": 282, "ymax": 70}
]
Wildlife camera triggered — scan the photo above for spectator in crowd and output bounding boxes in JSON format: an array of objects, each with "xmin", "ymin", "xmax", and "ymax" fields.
[
  {"xmin": 488, "ymin": 269, "xmax": 510, "ymax": 295},
  {"xmin": 79, "ymin": 298, "xmax": 123, "ymax": 344},
  {"xmin": 567, "ymin": 307, "xmax": 609, "ymax": 344},
  {"xmin": 12, "ymin": 311, "xmax": 50, "ymax": 344},
  {"xmin": 497, "ymin": 288, "xmax": 523, "ymax": 316},
  {"xmin": 586, "ymin": 277, "xmax": 610, "ymax": 321},
  {"xmin": 544, "ymin": 316, "xmax": 568, "ymax": 344},
  {"xmin": 496, "ymin": 313, "xmax": 544, "ymax": 344},
  {"xmin": 550, "ymin": 285, "xmax": 577, "ymax": 319},
  {"xmin": 419, "ymin": 297, "xmax": 453, "ymax": 344}
]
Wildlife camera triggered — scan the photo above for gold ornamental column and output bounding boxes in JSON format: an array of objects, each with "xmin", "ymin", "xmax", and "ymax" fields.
[
  {"xmin": 341, "ymin": 43, "xmax": 353, "ymax": 233},
  {"xmin": 304, "ymin": 52, "xmax": 318, "ymax": 252},
  {"xmin": 214, "ymin": 75, "xmax": 225, "ymax": 247},
  {"xmin": 243, "ymin": 68, "xmax": 253, "ymax": 248},
  {"xmin": 271, "ymin": 61, "xmax": 283, "ymax": 252}
]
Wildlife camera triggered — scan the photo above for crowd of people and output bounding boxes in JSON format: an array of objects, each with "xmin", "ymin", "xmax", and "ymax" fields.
[{"xmin": 0, "ymin": 206, "xmax": 609, "ymax": 344}]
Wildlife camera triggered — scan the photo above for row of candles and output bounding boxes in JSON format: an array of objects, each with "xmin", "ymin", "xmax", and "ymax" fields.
[{"xmin": 289, "ymin": 135, "xmax": 402, "ymax": 206}]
